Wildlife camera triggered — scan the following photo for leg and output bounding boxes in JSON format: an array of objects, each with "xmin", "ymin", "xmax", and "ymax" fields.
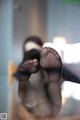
[
  {"xmin": 18, "ymin": 59, "xmax": 39, "ymax": 102},
  {"xmin": 40, "ymin": 47, "xmax": 62, "ymax": 116},
  {"xmin": 18, "ymin": 59, "xmax": 39, "ymax": 98}
]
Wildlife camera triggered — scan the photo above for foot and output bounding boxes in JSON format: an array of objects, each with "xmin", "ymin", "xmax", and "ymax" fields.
[
  {"xmin": 20, "ymin": 59, "xmax": 39, "ymax": 74},
  {"xmin": 40, "ymin": 47, "xmax": 62, "ymax": 116},
  {"xmin": 40, "ymin": 47, "xmax": 62, "ymax": 82}
]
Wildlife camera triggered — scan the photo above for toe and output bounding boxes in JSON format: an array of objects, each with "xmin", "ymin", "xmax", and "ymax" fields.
[
  {"xmin": 33, "ymin": 59, "xmax": 39, "ymax": 66},
  {"xmin": 41, "ymin": 47, "xmax": 48, "ymax": 57},
  {"xmin": 40, "ymin": 47, "xmax": 62, "ymax": 69}
]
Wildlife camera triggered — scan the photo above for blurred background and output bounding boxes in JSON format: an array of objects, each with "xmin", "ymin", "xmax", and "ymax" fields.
[{"xmin": 0, "ymin": 0, "xmax": 80, "ymax": 120}]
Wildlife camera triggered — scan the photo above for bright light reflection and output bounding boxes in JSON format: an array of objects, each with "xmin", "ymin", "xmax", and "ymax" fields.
[
  {"xmin": 43, "ymin": 42, "xmax": 62, "ymax": 57},
  {"xmin": 72, "ymin": 83, "xmax": 80, "ymax": 100},
  {"xmin": 63, "ymin": 43, "xmax": 80, "ymax": 63},
  {"xmin": 62, "ymin": 81, "xmax": 80, "ymax": 100},
  {"xmin": 62, "ymin": 81, "xmax": 73, "ymax": 98},
  {"xmin": 44, "ymin": 39, "xmax": 80, "ymax": 63},
  {"xmin": 63, "ymin": 44, "xmax": 74, "ymax": 63},
  {"xmin": 53, "ymin": 37, "xmax": 67, "ymax": 50}
]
